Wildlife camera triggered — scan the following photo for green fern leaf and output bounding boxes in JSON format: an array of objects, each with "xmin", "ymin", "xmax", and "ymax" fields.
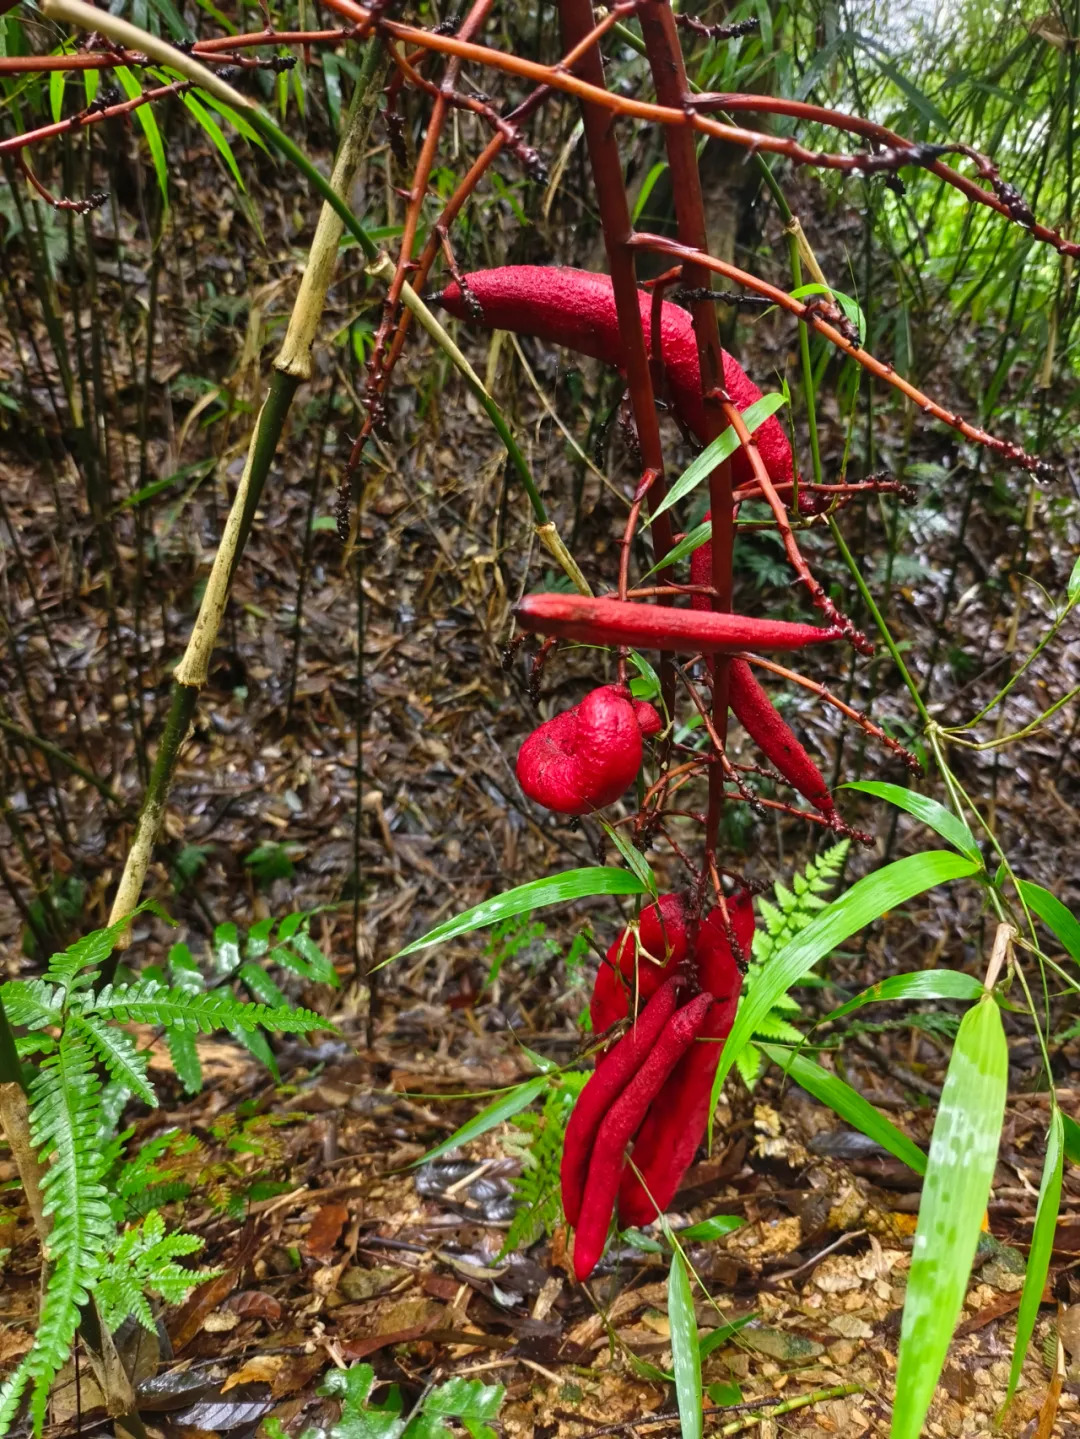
[
  {"xmin": 71, "ymin": 1014, "xmax": 156, "ymax": 1106},
  {"xmin": 24, "ymin": 1035, "xmax": 114, "ymax": 1433},
  {"xmin": 740, "ymin": 841, "xmax": 850, "ymax": 1076},
  {"xmin": 167, "ymin": 1028, "xmax": 203, "ymax": 1094},
  {"xmin": 96, "ymin": 1211, "xmax": 217, "ymax": 1332},
  {"xmin": 734, "ymin": 1042, "xmax": 762, "ymax": 1088},
  {"xmin": 0, "ymin": 979, "xmax": 62, "ymax": 1030},
  {"xmin": 87, "ymin": 980, "xmax": 328, "ymax": 1036}
]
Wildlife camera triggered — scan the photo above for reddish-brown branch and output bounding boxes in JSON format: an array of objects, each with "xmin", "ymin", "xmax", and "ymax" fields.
[
  {"xmin": 629, "ymin": 231, "xmax": 1051, "ymax": 479},
  {"xmin": 16, "ymin": 154, "xmax": 107, "ymax": 212},
  {"xmin": 339, "ymin": 81, "xmax": 552, "ymax": 506},
  {"xmin": 0, "ymin": 77, "xmax": 191, "ymax": 155},
  {"xmin": 691, "ymin": 92, "xmax": 1074, "ymax": 256},
  {"xmin": 717, "ymin": 393, "xmax": 873, "ymax": 654},
  {"xmin": 367, "ymin": 0, "xmax": 496, "ymax": 398},
  {"xmin": 0, "ymin": 27, "xmax": 353, "ymax": 70},
  {"xmin": 741, "ymin": 653, "xmax": 921, "ymax": 772},
  {"xmin": 637, "ymin": 0, "xmax": 735, "ymax": 886},
  {"xmin": 315, "ymin": 0, "xmax": 1078, "ymax": 261}
]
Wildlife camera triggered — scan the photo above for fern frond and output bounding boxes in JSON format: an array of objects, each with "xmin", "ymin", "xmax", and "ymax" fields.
[
  {"xmin": 43, "ymin": 902, "xmax": 169, "ymax": 997},
  {"xmin": 0, "ymin": 1358, "xmax": 32, "ymax": 1437},
  {"xmin": 71, "ymin": 1014, "xmax": 156, "ymax": 1106},
  {"xmin": 96, "ymin": 1211, "xmax": 217, "ymax": 1333},
  {"xmin": 167, "ymin": 1029, "xmax": 203, "ymax": 1094},
  {"xmin": 739, "ymin": 841, "xmax": 850, "ymax": 1090},
  {"xmin": 501, "ymin": 1075, "xmax": 587, "ymax": 1256},
  {"xmin": 24, "ymin": 1035, "xmax": 114, "ymax": 1433},
  {"xmin": 0, "ymin": 980, "xmax": 62, "ymax": 1030},
  {"xmin": 86, "ymin": 980, "xmax": 328, "ymax": 1036}
]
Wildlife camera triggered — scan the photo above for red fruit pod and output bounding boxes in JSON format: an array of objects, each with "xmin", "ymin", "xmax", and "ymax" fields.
[
  {"xmin": 590, "ymin": 893, "xmax": 691, "ymax": 1035},
  {"xmin": 616, "ymin": 902, "xmax": 749, "ymax": 1228},
  {"xmin": 561, "ymin": 975, "xmax": 682, "ymax": 1228},
  {"xmin": 438, "ymin": 266, "xmax": 794, "ymax": 490},
  {"xmin": 516, "ymin": 684, "xmax": 661, "ymax": 816},
  {"xmin": 728, "ymin": 658, "xmax": 834, "ymax": 815},
  {"xmin": 572, "ymin": 990, "xmax": 715, "ymax": 1282},
  {"xmin": 616, "ymin": 995, "xmax": 740, "ymax": 1228},
  {"xmin": 516, "ymin": 594, "xmax": 843, "ymax": 655}
]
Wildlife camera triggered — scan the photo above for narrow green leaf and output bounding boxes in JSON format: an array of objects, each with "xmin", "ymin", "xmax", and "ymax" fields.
[
  {"xmin": 678, "ymin": 1215, "xmax": 743, "ymax": 1241},
  {"xmin": 644, "ymin": 394, "xmax": 788, "ymax": 527},
  {"xmin": 711, "ymin": 852, "xmax": 981, "ymax": 1134},
  {"xmin": 1017, "ymin": 880, "xmax": 1080, "ymax": 964},
  {"xmin": 1068, "ymin": 555, "xmax": 1080, "ymax": 606},
  {"xmin": 822, "ymin": 969, "xmax": 983, "ymax": 1024},
  {"xmin": 640, "ymin": 521, "xmax": 712, "ymax": 581},
  {"xmin": 892, "ymin": 995, "xmax": 1007, "ymax": 1439},
  {"xmin": 631, "ymin": 159, "xmax": 669, "ymax": 223},
  {"xmin": 114, "ymin": 66, "xmax": 168, "ymax": 207},
  {"xmin": 1063, "ymin": 1113, "xmax": 1080, "ymax": 1166},
  {"xmin": 698, "ymin": 1313, "xmax": 756, "ymax": 1361},
  {"xmin": 758, "ymin": 1044, "xmax": 926, "ymax": 1174},
  {"xmin": 411, "ymin": 1075, "xmax": 550, "ymax": 1166},
  {"xmin": 387, "ymin": 868, "xmax": 649, "ymax": 961},
  {"xmin": 599, "ymin": 820, "xmax": 657, "ymax": 897},
  {"xmin": 182, "ymin": 92, "xmax": 245, "ymax": 190},
  {"xmin": 843, "ymin": 782, "xmax": 981, "ymax": 864},
  {"xmin": 668, "ymin": 1250, "xmax": 702, "ymax": 1439},
  {"xmin": 49, "ymin": 67, "xmax": 66, "ymax": 122},
  {"xmin": 1003, "ymin": 1109, "xmax": 1062, "ymax": 1411}
]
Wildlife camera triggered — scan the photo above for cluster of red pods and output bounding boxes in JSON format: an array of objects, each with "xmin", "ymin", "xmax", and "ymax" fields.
[{"xmin": 442, "ymin": 266, "xmax": 847, "ymax": 1279}]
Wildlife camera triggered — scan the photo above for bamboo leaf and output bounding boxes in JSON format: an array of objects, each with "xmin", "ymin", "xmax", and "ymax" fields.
[
  {"xmin": 892, "ymin": 995, "xmax": 1007, "ymax": 1439},
  {"xmin": 822, "ymin": 969, "xmax": 983, "ymax": 1024},
  {"xmin": 1017, "ymin": 880, "xmax": 1080, "ymax": 964},
  {"xmin": 1002, "ymin": 1108, "xmax": 1063, "ymax": 1411},
  {"xmin": 757, "ymin": 1044, "xmax": 926, "ymax": 1174},
  {"xmin": 412, "ymin": 1075, "xmax": 550, "ymax": 1166},
  {"xmin": 182, "ymin": 92, "xmax": 245, "ymax": 190},
  {"xmin": 668, "ymin": 1249, "xmax": 703, "ymax": 1439},
  {"xmin": 843, "ymin": 781, "xmax": 981, "ymax": 864},
  {"xmin": 114, "ymin": 66, "xmax": 168, "ymax": 207},
  {"xmin": 387, "ymin": 868, "xmax": 649, "ymax": 961},
  {"xmin": 640, "ymin": 521, "xmax": 712, "ymax": 581},
  {"xmin": 711, "ymin": 851, "xmax": 981, "ymax": 1137},
  {"xmin": 644, "ymin": 394, "xmax": 788, "ymax": 526}
]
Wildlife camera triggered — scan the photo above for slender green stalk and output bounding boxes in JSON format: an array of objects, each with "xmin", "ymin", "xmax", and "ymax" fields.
[{"xmin": 828, "ymin": 516, "xmax": 931, "ymax": 728}]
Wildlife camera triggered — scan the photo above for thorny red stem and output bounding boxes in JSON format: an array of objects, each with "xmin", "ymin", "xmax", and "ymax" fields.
[
  {"xmin": 0, "ymin": 77, "xmax": 192, "ymax": 155},
  {"xmin": 555, "ymin": 0, "xmax": 678, "ymax": 721},
  {"xmin": 637, "ymin": 0, "xmax": 735, "ymax": 899},
  {"xmin": 717, "ymin": 391, "xmax": 873, "ymax": 654},
  {"xmin": 0, "ymin": 28, "xmax": 351, "ymax": 70}
]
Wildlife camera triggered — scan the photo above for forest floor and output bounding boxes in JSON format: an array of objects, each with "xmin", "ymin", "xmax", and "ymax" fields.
[{"xmin": 2, "ymin": 105, "xmax": 1080, "ymax": 1439}]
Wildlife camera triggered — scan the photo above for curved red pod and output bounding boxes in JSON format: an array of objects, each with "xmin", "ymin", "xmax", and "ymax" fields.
[
  {"xmin": 591, "ymin": 891, "xmax": 753, "ymax": 1035},
  {"xmin": 616, "ymin": 993, "xmax": 741, "ymax": 1228},
  {"xmin": 561, "ymin": 975, "xmax": 682, "ymax": 1228},
  {"xmin": 438, "ymin": 265, "xmax": 795, "ymax": 490},
  {"xmin": 572, "ymin": 991, "xmax": 715, "ymax": 1282},
  {"xmin": 516, "ymin": 593, "xmax": 843, "ymax": 654},
  {"xmin": 728, "ymin": 658, "xmax": 834, "ymax": 814},
  {"xmin": 590, "ymin": 893, "xmax": 691, "ymax": 1036},
  {"xmin": 516, "ymin": 683, "xmax": 661, "ymax": 816}
]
